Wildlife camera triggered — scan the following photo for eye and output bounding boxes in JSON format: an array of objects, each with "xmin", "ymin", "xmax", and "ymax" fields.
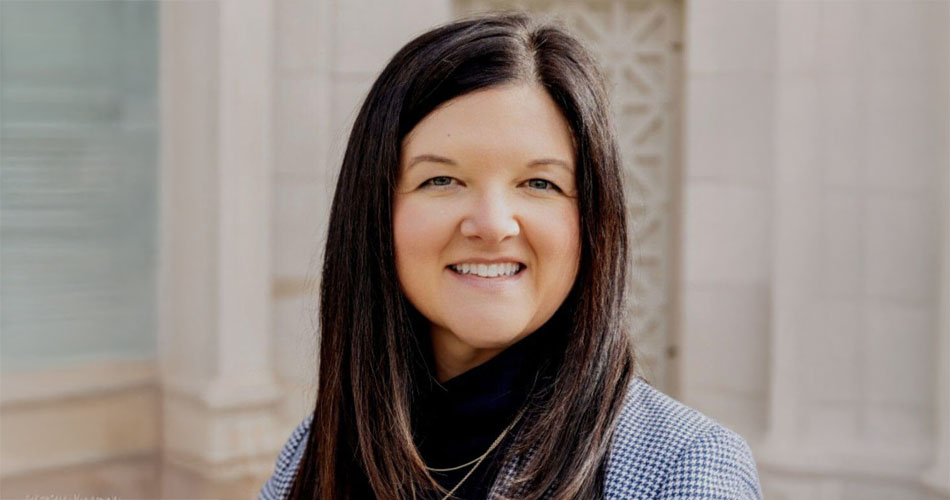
[
  {"xmin": 525, "ymin": 178, "xmax": 562, "ymax": 192},
  {"xmin": 418, "ymin": 176, "xmax": 563, "ymax": 192},
  {"xmin": 419, "ymin": 176, "xmax": 457, "ymax": 189}
]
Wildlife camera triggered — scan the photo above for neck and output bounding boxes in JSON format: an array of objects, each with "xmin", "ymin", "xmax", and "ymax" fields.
[{"xmin": 429, "ymin": 328, "xmax": 508, "ymax": 383}]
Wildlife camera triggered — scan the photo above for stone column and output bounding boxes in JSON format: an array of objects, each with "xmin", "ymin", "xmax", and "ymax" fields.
[
  {"xmin": 158, "ymin": 0, "xmax": 283, "ymax": 479},
  {"xmin": 922, "ymin": 123, "xmax": 950, "ymax": 497},
  {"xmin": 758, "ymin": 1, "xmax": 948, "ymax": 498}
]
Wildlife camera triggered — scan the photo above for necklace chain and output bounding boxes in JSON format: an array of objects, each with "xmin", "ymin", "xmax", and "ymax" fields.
[{"xmin": 426, "ymin": 406, "xmax": 527, "ymax": 500}]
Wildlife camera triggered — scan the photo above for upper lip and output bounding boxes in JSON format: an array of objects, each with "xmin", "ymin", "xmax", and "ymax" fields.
[{"xmin": 448, "ymin": 257, "xmax": 526, "ymax": 266}]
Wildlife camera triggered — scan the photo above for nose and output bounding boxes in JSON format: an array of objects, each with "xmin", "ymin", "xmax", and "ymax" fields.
[{"xmin": 459, "ymin": 188, "xmax": 520, "ymax": 244}]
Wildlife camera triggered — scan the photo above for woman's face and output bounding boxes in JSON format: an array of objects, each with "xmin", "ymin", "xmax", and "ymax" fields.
[{"xmin": 393, "ymin": 83, "xmax": 581, "ymax": 381}]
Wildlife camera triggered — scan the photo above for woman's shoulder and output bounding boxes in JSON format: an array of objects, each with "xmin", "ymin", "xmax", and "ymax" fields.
[
  {"xmin": 256, "ymin": 380, "xmax": 764, "ymax": 500},
  {"xmin": 257, "ymin": 413, "xmax": 313, "ymax": 500},
  {"xmin": 604, "ymin": 377, "xmax": 762, "ymax": 499}
]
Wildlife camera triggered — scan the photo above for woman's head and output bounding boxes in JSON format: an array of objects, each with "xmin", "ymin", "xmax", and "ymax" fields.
[
  {"xmin": 295, "ymin": 12, "xmax": 634, "ymax": 500},
  {"xmin": 393, "ymin": 83, "xmax": 581, "ymax": 383}
]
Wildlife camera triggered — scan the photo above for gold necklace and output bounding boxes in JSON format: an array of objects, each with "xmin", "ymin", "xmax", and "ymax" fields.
[{"xmin": 426, "ymin": 407, "xmax": 527, "ymax": 500}]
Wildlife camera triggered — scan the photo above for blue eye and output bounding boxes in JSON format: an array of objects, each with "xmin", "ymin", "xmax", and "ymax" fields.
[
  {"xmin": 418, "ymin": 177, "xmax": 562, "ymax": 192},
  {"xmin": 420, "ymin": 176, "xmax": 456, "ymax": 188},
  {"xmin": 526, "ymin": 179, "xmax": 561, "ymax": 192}
]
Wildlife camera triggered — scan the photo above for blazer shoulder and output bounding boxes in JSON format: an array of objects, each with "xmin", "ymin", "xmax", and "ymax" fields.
[
  {"xmin": 656, "ymin": 423, "xmax": 762, "ymax": 499},
  {"xmin": 603, "ymin": 378, "xmax": 762, "ymax": 499},
  {"xmin": 258, "ymin": 413, "xmax": 314, "ymax": 500}
]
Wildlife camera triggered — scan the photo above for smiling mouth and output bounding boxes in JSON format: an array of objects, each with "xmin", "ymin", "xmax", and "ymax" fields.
[{"xmin": 446, "ymin": 263, "xmax": 526, "ymax": 278}]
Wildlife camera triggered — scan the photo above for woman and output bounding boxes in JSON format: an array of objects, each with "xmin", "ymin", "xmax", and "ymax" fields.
[{"xmin": 259, "ymin": 12, "xmax": 762, "ymax": 500}]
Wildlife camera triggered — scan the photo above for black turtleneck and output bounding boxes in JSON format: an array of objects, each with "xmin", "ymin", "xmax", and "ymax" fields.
[
  {"xmin": 347, "ymin": 323, "xmax": 560, "ymax": 499},
  {"xmin": 413, "ymin": 326, "xmax": 555, "ymax": 499}
]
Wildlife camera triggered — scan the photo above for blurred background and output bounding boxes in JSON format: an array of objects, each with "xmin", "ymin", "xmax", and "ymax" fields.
[{"xmin": 0, "ymin": 0, "xmax": 947, "ymax": 498}]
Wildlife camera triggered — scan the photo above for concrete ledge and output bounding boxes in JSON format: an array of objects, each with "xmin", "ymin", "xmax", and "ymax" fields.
[{"xmin": 0, "ymin": 360, "xmax": 160, "ymax": 477}]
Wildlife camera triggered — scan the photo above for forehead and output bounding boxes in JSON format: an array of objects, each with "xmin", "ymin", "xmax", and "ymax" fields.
[{"xmin": 401, "ymin": 84, "xmax": 576, "ymax": 167}]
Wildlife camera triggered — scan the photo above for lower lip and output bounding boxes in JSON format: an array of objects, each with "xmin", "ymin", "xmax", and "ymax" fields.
[{"xmin": 446, "ymin": 266, "xmax": 526, "ymax": 290}]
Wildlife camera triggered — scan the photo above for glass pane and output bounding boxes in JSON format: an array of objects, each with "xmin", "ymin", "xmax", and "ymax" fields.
[{"xmin": 1, "ymin": 0, "xmax": 159, "ymax": 370}]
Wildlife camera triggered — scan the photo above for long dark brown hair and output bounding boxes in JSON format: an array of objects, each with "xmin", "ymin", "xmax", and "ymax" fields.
[{"xmin": 288, "ymin": 11, "xmax": 634, "ymax": 500}]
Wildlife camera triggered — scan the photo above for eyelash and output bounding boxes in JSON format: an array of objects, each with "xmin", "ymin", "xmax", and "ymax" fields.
[{"xmin": 419, "ymin": 176, "xmax": 563, "ymax": 193}]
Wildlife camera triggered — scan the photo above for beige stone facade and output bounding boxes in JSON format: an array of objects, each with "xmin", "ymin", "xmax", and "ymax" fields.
[{"xmin": 1, "ymin": 1, "xmax": 947, "ymax": 498}]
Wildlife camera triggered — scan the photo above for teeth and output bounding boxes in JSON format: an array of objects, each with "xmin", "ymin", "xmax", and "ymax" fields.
[{"xmin": 451, "ymin": 262, "xmax": 521, "ymax": 278}]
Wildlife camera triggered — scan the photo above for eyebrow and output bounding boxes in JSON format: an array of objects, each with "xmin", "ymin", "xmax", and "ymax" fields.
[{"xmin": 406, "ymin": 154, "xmax": 574, "ymax": 173}]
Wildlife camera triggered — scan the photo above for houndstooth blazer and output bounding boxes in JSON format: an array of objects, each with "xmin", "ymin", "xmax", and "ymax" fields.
[{"xmin": 257, "ymin": 377, "xmax": 763, "ymax": 499}]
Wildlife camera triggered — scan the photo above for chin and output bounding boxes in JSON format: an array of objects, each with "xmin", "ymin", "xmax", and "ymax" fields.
[{"xmin": 451, "ymin": 327, "xmax": 527, "ymax": 350}]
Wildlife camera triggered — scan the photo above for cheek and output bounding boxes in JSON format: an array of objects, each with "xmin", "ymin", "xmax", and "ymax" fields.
[
  {"xmin": 544, "ymin": 205, "xmax": 581, "ymax": 266},
  {"xmin": 392, "ymin": 198, "xmax": 452, "ymax": 274},
  {"xmin": 526, "ymin": 203, "xmax": 581, "ymax": 289}
]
